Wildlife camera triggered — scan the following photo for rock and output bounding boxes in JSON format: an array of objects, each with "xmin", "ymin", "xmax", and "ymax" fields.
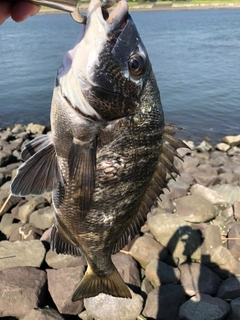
[
  {"xmin": 167, "ymin": 178, "xmax": 190, "ymax": 191},
  {"xmin": 0, "ymin": 151, "xmax": 14, "ymax": 167},
  {"xmin": 178, "ymin": 155, "xmax": 200, "ymax": 172},
  {"xmin": 9, "ymin": 224, "xmax": 42, "ymax": 242},
  {"xmin": 47, "ymin": 266, "xmax": 85, "ymax": 315},
  {"xmin": 222, "ymin": 134, "xmax": 240, "ymax": 146},
  {"xmin": 201, "ymin": 225, "xmax": 222, "ymax": 253},
  {"xmin": 211, "ymin": 184, "xmax": 240, "ymax": 205},
  {"xmin": 191, "ymin": 164, "xmax": 218, "ymax": 186},
  {"xmin": 84, "ymin": 288, "xmax": 143, "ymax": 320},
  {"xmin": 216, "ymin": 143, "xmax": 230, "ymax": 152},
  {"xmin": 143, "ymin": 284, "xmax": 186, "ymax": 320},
  {"xmin": 0, "ymin": 194, "xmax": 22, "ymax": 215},
  {"xmin": 0, "ymin": 267, "xmax": 46, "ymax": 318},
  {"xmin": 0, "ymin": 129, "xmax": 14, "ymax": 141},
  {"xmin": 174, "ymin": 195, "xmax": 218, "ymax": 223},
  {"xmin": 227, "ymin": 222, "xmax": 240, "ymax": 259},
  {"xmin": 228, "ymin": 146, "xmax": 240, "ymax": 156},
  {"xmin": 234, "ymin": 202, "xmax": 240, "ymax": 221},
  {"xmin": 26, "ymin": 123, "xmax": 46, "ymax": 135},
  {"xmin": 129, "ymin": 235, "xmax": 168, "ymax": 269},
  {"xmin": 148, "ymin": 213, "xmax": 201, "ymax": 263},
  {"xmin": 112, "ymin": 252, "xmax": 141, "ymax": 290},
  {"xmin": 190, "ymin": 184, "xmax": 227, "ymax": 205},
  {"xmin": 196, "ymin": 141, "xmax": 213, "ymax": 152},
  {"xmin": 29, "ymin": 206, "xmax": 54, "ymax": 230},
  {"xmin": 22, "ymin": 307, "xmax": 65, "ymax": 320},
  {"xmin": 179, "ymin": 293, "xmax": 230, "ymax": 320},
  {"xmin": 141, "ymin": 276, "xmax": 153, "ymax": 298},
  {"xmin": 0, "ymin": 240, "xmax": 46, "ymax": 271},
  {"xmin": 179, "ymin": 263, "xmax": 220, "ymax": 296},
  {"xmin": 17, "ymin": 197, "xmax": 48, "ymax": 223},
  {"xmin": 217, "ymin": 277, "xmax": 240, "ymax": 300},
  {"xmin": 45, "ymin": 250, "xmax": 86, "ymax": 269},
  {"xmin": 145, "ymin": 259, "xmax": 180, "ymax": 287},
  {"xmin": 11, "ymin": 124, "xmax": 26, "ymax": 134},
  {"xmin": 202, "ymin": 245, "xmax": 239, "ymax": 279},
  {"xmin": 227, "ymin": 297, "xmax": 240, "ymax": 320}
]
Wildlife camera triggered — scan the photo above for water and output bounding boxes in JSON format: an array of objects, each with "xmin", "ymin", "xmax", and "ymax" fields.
[{"xmin": 0, "ymin": 9, "xmax": 240, "ymax": 143}]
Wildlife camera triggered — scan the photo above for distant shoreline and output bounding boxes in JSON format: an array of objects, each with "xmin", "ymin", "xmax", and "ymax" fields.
[{"xmin": 38, "ymin": 3, "xmax": 240, "ymax": 15}]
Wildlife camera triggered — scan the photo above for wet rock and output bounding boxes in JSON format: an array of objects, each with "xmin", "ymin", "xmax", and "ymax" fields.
[
  {"xmin": 22, "ymin": 306, "xmax": 65, "ymax": 320},
  {"xmin": 143, "ymin": 284, "xmax": 186, "ymax": 320},
  {"xmin": 29, "ymin": 206, "xmax": 54, "ymax": 230},
  {"xmin": 217, "ymin": 277, "xmax": 240, "ymax": 300},
  {"xmin": 84, "ymin": 288, "xmax": 143, "ymax": 320},
  {"xmin": 0, "ymin": 267, "xmax": 46, "ymax": 318},
  {"xmin": 179, "ymin": 293, "xmax": 230, "ymax": 320},
  {"xmin": 174, "ymin": 194, "xmax": 218, "ymax": 223},
  {"xmin": 112, "ymin": 252, "xmax": 141, "ymax": 290},
  {"xmin": 145, "ymin": 259, "xmax": 180, "ymax": 287},
  {"xmin": 227, "ymin": 297, "xmax": 240, "ymax": 320},
  {"xmin": 148, "ymin": 213, "xmax": 201, "ymax": 263},
  {"xmin": 179, "ymin": 263, "xmax": 220, "ymax": 296},
  {"xmin": 46, "ymin": 250, "xmax": 86, "ymax": 269},
  {"xmin": 227, "ymin": 222, "xmax": 240, "ymax": 259},
  {"xmin": 26, "ymin": 123, "xmax": 46, "ymax": 135},
  {"xmin": 234, "ymin": 202, "xmax": 240, "ymax": 221},
  {"xmin": 211, "ymin": 184, "xmax": 240, "ymax": 205},
  {"xmin": 0, "ymin": 240, "xmax": 46, "ymax": 271},
  {"xmin": 222, "ymin": 134, "xmax": 240, "ymax": 146},
  {"xmin": 129, "ymin": 235, "xmax": 168, "ymax": 269},
  {"xmin": 47, "ymin": 266, "xmax": 85, "ymax": 314},
  {"xmin": 190, "ymin": 184, "xmax": 226, "ymax": 204}
]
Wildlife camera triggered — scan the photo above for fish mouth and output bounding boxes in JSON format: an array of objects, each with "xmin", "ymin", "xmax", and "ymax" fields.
[{"xmin": 87, "ymin": 0, "xmax": 129, "ymax": 34}]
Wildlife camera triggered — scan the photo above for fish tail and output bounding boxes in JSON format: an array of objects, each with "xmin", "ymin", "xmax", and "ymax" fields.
[{"xmin": 72, "ymin": 265, "xmax": 131, "ymax": 301}]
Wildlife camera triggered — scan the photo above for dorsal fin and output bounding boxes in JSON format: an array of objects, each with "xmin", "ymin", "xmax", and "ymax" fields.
[{"xmin": 112, "ymin": 124, "xmax": 189, "ymax": 253}]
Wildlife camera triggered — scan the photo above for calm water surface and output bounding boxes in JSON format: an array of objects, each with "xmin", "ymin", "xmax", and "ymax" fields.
[{"xmin": 0, "ymin": 9, "xmax": 239, "ymax": 143}]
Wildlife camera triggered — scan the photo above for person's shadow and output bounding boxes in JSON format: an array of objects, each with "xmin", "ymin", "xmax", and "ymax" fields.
[{"xmin": 149, "ymin": 225, "xmax": 236, "ymax": 320}]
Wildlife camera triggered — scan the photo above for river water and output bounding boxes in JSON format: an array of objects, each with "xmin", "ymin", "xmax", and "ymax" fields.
[{"xmin": 0, "ymin": 9, "xmax": 239, "ymax": 143}]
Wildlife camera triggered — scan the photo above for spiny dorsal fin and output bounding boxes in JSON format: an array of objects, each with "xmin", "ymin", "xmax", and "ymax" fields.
[
  {"xmin": 112, "ymin": 124, "xmax": 188, "ymax": 253},
  {"xmin": 11, "ymin": 137, "xmax": 63, "ymax": 196}
]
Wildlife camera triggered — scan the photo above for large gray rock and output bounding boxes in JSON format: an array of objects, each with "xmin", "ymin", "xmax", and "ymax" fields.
[
  {"xmin": 179, "ymin": 263, "xmax": 220, "ymax": 296},
  {"xmin": 45, "ymin": 250, "xmax": 86, "ymax": 269},
  {"xmin": 129, "ymin": 235, "xmax": 168, "ymax": 269},
  {"xmin": 17, "ymin": 197, "xmax": 48, "ymax": 223},
  {"xmin": 145, "ymin": 259, "xmax": 180, "ymax": 287},
  {"xmin": 179, "ymin": 293, "xmax": 230, "ymax": 320},
  {"xmin": 0, "ymin": 240, "xmax": 46, "ymax": 271},
  {"xmin": 84, "ymin": 288, "xmax": 143, "ymax": 320},
  {"xmin": 47, "ymin": 266, "xmax": 85, "ymax": 314},
  {"xmin": 22, "ymin": 307, "xmax": 64, "ymax": 320},
  {"xmin": 217, "ymin": 277, "xmax": 240, "ymax": 300},
  {"xmin": 190, "ymin": 184, "xmax": 226, "ymax": 204},
  {"xmin": 174, "ymin": 195, "xmax": 218, "ymax": 223},
  {"xmin": 0, "ymin": 267, "xmax": 46, "ymax": 318},
  {"xmin": 211, "ymin": 184, "xmax": 240, "ymax": 205},
  {"xmin": 148, "ymin": 213, "xmax": 201, "ymax": 263},
  {"xmin": 112, "ymin": 252, "xmax": 141, "ymax": 289},
  {"xmin": 143, "ymin": 284, "xmax": 186, "ymax": 320}
]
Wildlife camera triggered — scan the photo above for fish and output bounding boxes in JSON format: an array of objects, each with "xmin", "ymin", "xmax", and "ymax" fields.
[{"xmin": 11, "ymin": 0, "xmax": 186, "ymax": 301}]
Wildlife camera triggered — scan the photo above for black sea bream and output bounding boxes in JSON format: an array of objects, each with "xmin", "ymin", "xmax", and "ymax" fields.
[{"xmin": 11, "ymin": 0, "xmax": 186, "ymax": 301}]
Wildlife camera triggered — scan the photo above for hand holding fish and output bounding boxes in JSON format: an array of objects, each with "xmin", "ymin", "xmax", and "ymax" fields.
[{"xmin": 0, "ymin": 0, "xmax": 40, "ymax": 24}]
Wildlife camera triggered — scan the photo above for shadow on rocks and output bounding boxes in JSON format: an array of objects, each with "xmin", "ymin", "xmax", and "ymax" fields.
[{"xmin": 146, "ymin": 226, "xmax": 236, "ymax": 320}]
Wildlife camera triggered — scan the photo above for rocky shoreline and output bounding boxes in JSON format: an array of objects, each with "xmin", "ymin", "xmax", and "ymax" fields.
[{"xmin": 0, "ymin": 123, "xmax": 240, "ymax": 320}]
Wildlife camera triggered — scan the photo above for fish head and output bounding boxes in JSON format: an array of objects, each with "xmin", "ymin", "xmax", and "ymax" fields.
[{"xmin": 59, "ymin": 0, "xmax": 157, "ymax": 120}]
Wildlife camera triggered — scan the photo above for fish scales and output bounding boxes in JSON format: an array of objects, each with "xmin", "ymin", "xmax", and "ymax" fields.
[{"xmin": 11, "ymin": 0, "xmax": 187, "ymax": 301}]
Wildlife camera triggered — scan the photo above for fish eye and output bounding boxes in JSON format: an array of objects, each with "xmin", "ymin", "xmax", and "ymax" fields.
[{"xmin": 128, "ymin": 54, "xmax": 144, "ymax": 76}]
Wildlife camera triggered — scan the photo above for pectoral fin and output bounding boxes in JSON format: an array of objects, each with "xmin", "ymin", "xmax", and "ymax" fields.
[
  {"xmin": 11, "ymin": 137, "xmax": 62, "ymax": 196},
  {"xmin": 68, "ymin": 138, "xmax": 96, "ymax": 213}
]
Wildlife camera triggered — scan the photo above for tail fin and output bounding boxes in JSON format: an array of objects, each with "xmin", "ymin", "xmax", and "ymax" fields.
[{"xmin": 72, "ymin": 265, "xmax": 131, "ymax": 301}]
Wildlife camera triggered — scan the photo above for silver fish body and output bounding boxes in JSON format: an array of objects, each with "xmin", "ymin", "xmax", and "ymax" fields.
[{"xmin": 11, "ymin": 0, "xmax": 186, "ymax": 301}]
